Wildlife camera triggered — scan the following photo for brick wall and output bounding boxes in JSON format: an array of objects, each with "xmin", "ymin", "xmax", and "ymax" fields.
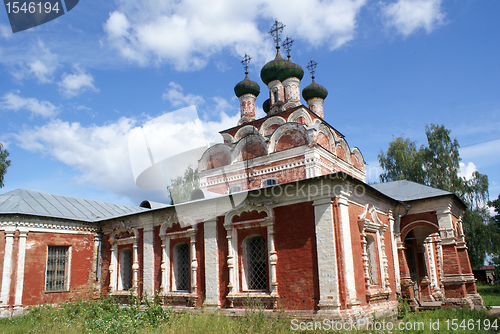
[
  {"xmin": 22, "ymin": 232, "xmax": 95, "ymax": 306},
  {"xmin": 217, "ymin": 216, "xmax": 229, "ymax": 307},
  {"xmin": 0, "ymin": 230, "xmax": 4, "ymax": 298},
  {"xmin": 274, "ymin": 202, "xmax": 319, "ymax": 310}
]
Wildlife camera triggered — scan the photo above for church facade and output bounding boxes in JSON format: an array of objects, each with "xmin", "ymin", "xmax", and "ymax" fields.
[{"xmin": 0, "ymin": 25, "xmax": 482, "ymax": 318}]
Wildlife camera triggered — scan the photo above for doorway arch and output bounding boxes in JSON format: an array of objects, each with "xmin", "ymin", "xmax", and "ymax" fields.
[{"xmin": 399, "ymin": 221, "xmax": 443, "ymax": 305}]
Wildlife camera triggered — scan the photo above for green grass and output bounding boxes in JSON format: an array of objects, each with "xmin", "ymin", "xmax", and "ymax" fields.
[
  {"xmin": 0, "ymin": 298, "xmax": 499, "ymax": 334},
  {"xmin": 477, "ymin": 283, "xmax": 500, "ymax": 307}
]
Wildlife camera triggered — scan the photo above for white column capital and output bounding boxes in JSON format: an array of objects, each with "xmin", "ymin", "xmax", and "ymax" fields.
[
  {"xmin": 313, "ymin": 198, "xmax": 333, "ymax": 207},
  {"xmin": 3, "ymin": 226, "xmax": 16, "ymax": 236},
  {"xmin": 17, "ymin": 228, "xmax": 29, "ymax": 238},
  {"xmin": 336, "ymin": 190, "xmax": 351, "ymax": 206}
]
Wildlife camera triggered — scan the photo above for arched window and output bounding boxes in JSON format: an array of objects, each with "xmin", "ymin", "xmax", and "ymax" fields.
[
  {"xmin": 366, "ymin": 235, "xmax": 379, "ymax": 286},
  {"xmin": 174, "ymin": 243, "xmax": 190, "ymax": 291},
  {"xmin": 244, "ymin": 235, "xmax": 267, "ymax": 291},
  {"xmin": 119, "ymin": 248, "xmax": 133, "ymax": 291}
]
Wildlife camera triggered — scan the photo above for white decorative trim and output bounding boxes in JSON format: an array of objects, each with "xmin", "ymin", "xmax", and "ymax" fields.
[
  {"xmin": 259, "ymin": 116, "xmax": 286, "ymax": 137},
  {"xmin": 0, "ymin": 220, "xmax": 98, "ymax": 233},
  {"xmin": 313, "ymin": 198, "xmax": 340, "ymax": 311},
  {"xmin": 335, "ymin": 138, "xmax": 352, "ymax": 164},
  {"xmin": 224, "ymin": 202, "xmax": 277, "ymax": 308},
  {"xmin": 142, "ymin": 225, "xmax": 155, "ymax": 299},
  {"xmin": 287, "ymin": 108, "xmax": 313, "ymax": 125},
  {"xmin": 0, "ymin": 227, "xmax": 15, "ymax": 306},
  {"xmin": 316, "ymin": 124, "xmax": 336, "ymax": 151},
  {"xmin": 108, "ymin": 222, "xmax": 139, "ymax": 295},
  {"xmin": 201, "ymin": 157, "xmax": 306, "ymax": 188},
  {"xmin": 199, "ymin": 144, "xmax": 232, "ymax": 171},
  {"xmin": 268, "ymin": 122, "xmax": 309, "ymax": 153},
  {"xmin": 350, "ymin": 147, "xmax": 366, "ymax": 172},
  {"xmin": 14, "ymin": 228, "xmax": 28, "ymax": 306},
  {"xmin": 389, "ymin": 211, "xmax": 400, "ymax": 294},
  {"xmin": 159, "ymin": 220, "xmax": 197, "ymax": 303},
  {"xmin": 231, "ymin": 134, "xmax": 268, "ymax": 163},
  {"xmin": 424, "ymin": 237, "xmax": 437, "ymax": 290},
  {"xmin": 338, "ymin": 191, "xmax": 360, "ymax": 307},
  {"xmin": 221, "ymin": 133, "xmax": 233, "ymax": 144},
  {"xmin": 203, "ymin": 218, "xmax": 219, "ymax": 307},
  {"xmin": 358, "ymin": 204, "xmax": 391, "ymax": 301},
  {"xmin": 234, "ymin": 125, "xmax": 259, "ymax": 142}
]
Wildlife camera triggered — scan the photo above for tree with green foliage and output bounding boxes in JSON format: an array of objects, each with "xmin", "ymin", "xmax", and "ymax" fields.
[
  {"xmin": 0, "ymin": 143, "xmax": 11, "ymax": 188},
  {"xmin": 488, "ymin": 195, "xmax": 500, "ymax": 269},
  {"xmin": 378, "ymin": 124, "xmax": 495, "ymax": 268},
  {"xmin": 167, "ymin": 166, "xmax": 199, "ymax": 205}
]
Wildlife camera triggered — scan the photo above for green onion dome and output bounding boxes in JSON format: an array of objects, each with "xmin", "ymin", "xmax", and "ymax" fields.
[
  {"xmin": 263, "ymin": 99, "xmax": 270, "ymax": 113},
  {"xmin": 277, "ymin": 60, "xmax": 304, "ymax": 82},
  {"xmin": 302, "ymin": 79, "xmax": 328, "ymax": 101},
  {"xmin": 260, "ymin": 50, "xmax": 287, "ymax": 85},
  {"xmin": 234, "ymin": 74, "xmax": 260, "ymax": 98}
]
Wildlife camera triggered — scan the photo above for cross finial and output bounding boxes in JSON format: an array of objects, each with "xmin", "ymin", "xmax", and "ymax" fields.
[
  {"xmin": 307, "ymin": 59, "xmax": 318, "ymax": 79},
  {"xmin": 282, "ymin": 36, "xmax": 294, "ymax": 59},
  {"xmin": 269, "ymin": 20, "xmax": 285, "ymax": 49},
  {"xmin": 241, "ymin": 54, "xmax": 251, "ymax": 74}
]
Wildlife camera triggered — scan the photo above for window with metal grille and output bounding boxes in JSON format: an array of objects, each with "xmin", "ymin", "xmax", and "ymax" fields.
[
  {"xmin": 229, "ymin": 184, "xmax": 242, "ymax": 193},
  {"xmin": 45, "ymin": 246, "xmax": 69, "ymax": 292},
  {"xmin": 262, "ymin": 178, "xmax": 277, "ymax": 187},
  {"xmin": 366, "ymin": 235, "xmax": 379, "ymax": 285},
  {"xmin": 120, "ymin": 248, "xmax": 133, "ymax": 290},
  {"xmin": 174, "ymin": 243, "xmax": 190, "ymax": 291},
  {"xmin": 245, "ymin": 236, "xmax": 267, "ymax": 290}
]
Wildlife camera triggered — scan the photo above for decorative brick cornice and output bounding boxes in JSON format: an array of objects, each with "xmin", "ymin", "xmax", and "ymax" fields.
[{"xmin": 0, "ymin": 220, "xmax": 99, "ymax": 233}]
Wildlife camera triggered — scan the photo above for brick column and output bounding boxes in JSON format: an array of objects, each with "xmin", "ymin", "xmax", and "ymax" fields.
[
  {"xmin": 389, "ymin": 212, "xmax": 401, "ymax": 293},
  {"xmin": 313, "ymin": 198, "xmax": 340, "ymax": 311},
  {"xmin": 14, "ymin": 228, "xmax": 28, "ymax": 307},
  {"xmin": 109, "ymin": 244, "xmax": 118, "ymax": 291},
  {"xmin": 143, "ymin": 226, "xmax": 154, "ymax": 300},
  {"xmin": 0, "ymin": 227, "xmax": 16, "ymax": 307},
  {"xmin": 203, "ymin": 218, "xmax": 219, "ymax": 307},
  {"xmin": 438, "ymin": 213, "xmax": 468, "ymax": 305},
  {"xmin": 160, "ymin": 237, "xmax": 170, "ymax": 293},
  {"xmin": 337, "ymin": 192, "xmax": 360, "ymax": 308},
  {"xmin": 398, "ymin": 242, "xmax": 415, "ymax": 301},
  {"xmin": 224, "ymin": 222, "xmax": 236, "ymax": 306}
]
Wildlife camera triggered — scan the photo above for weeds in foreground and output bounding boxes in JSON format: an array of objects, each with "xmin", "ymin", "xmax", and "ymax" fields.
[{"xmin": 0, "ymin": 297, "xmax": 498, "ymax": 334}]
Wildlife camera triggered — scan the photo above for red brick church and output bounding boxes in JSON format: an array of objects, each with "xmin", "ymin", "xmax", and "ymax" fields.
[{"xmin": 0, "ymin": 22, "xmax": 482, "ymax": 318}]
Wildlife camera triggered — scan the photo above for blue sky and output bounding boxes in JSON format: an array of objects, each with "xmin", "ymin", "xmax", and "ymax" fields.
[{"xmin": 0, "ymin": 0, "xmax": 499, "ymax": 206}]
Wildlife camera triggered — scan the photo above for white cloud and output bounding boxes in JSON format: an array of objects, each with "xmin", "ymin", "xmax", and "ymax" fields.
[
  {"xmin": 9, "ymin": 92, "xmax": 239, "ymax": 203},
  {"xmin": 58, "ymin": 65, "xmax": 99, "ymax": 98},
  {"xmin": 103, "ymin": 0, "xmax": 367, "ymax": 70},
  {"xmin": 458, "ymin": 162, "xmax": 477, "ymax": 181},
  {"xmin": 0, "ymin": 24, "xmax": 12, "ymax": 39},
  {"xmin": 0, "ymin": 91, "xmax": 59, "ymax": 118},
  {"xmin": 162, "ymin": 82, "xmax": 205, "ymax": 107},
  {"xmin": 11, "ymin": 40, "xmax": 59, "ymax": 83},
  {"xmin": 381, "ymin": 0, "xmax": 445, "ymax": 37}
]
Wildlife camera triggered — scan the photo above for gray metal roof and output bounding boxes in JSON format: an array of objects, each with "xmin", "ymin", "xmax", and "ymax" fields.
[
  {"xmin": 371, "ymin": 180, "xmax": 453, "ymax": 202},
  {"xmin": 0, "ymin": 189, "xmax": 149, "ymax": 222}
]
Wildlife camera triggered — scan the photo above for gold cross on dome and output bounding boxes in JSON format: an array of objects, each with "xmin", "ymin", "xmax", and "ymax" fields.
[
  {"xmin": 269, "ymin": 20, "xmax": 285, "ymax": 48},
  {"xmin": 282, "ymin": 36, "xmax": 294, "ymax": 59},
  {"xmin": 241, "ymin": 54, "xmax": 251, "ymax": 74},
  {"xmin": 307, "ymin": 59, "xmax": 318, "ymax": 79}
]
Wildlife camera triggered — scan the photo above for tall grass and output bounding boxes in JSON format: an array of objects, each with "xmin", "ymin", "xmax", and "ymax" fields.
[{"xmin": 0, "ymin": 297, "xmax": 498, "ymax": 334}]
